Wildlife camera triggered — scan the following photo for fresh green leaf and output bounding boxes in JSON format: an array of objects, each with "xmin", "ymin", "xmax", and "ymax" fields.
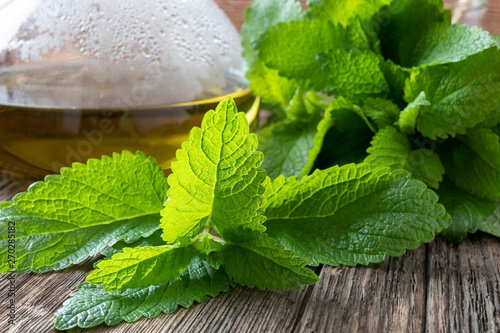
[
  {"xmin": 398, "ymin": 91, "xmax": 431, "ymax": 135},
  {"xmin": 364, "ymin": 127, "xmax": 408, "ymax": 167},
  {"xmin": 362, "ymin": 98, "xmax": 400, "ymax": 130},
  {"xmin": 222, "ymin": 230, "xmax": 318, "ymax": 290},
  {"xmin": 404, "ymin": 48, "xmax": 500, "ymax": 139},
  {"xmin": 87, "ymin": 245, "xmax": 194, "ymax": 293},
  {"xmin": 380, "ymin": 60, "xmax": 412, "ymax": 106},
  {"xmin": 308, "ymin": 0, "xmax": 391, "ymax": 27},
  {"xmin": 365, "ymin": 126, "xmax": 444, "ymax": 188},
  {"xmin": 159, "ymin": 97, "xmax": 316, "ymax": 292},
  {"xmin": 160, "ymin": 98, "xmax": 267, "ymax": 244},
  {"xmin": 257, "ymin": 19, "xmax": 388, "ymax": 101},
  {"xmin": 479, "ymin": 106, "xmax": 500, "ymax": 128},
  {"xmin": 55, "ymin": 258, "xmax": 232, "ymax": 330},
  {"xmin": 319, "ymin": 49, "xmax": 389, "ymax": 102},
  {"xmin": 403, "ymin": 148, "xmax": 444, "ymax": 189},
  {"xmin": 264, "ymin": 163, "xmax": 450, "ymax": 266},
  {"xmin": 480, "ymin": 203, "xmax": 500, "ymax": 238},
  {"xmin": 242, "ymin": 0, "xmax": 304, "ymax": 42},
  {"xmin": 284, "ymin": 87, "xmax": 322, "ymax": 123},
  {"xmin": 258, "ymin": 118, "xmax": 320, "ymax": 180},
  {"xmin": 256, "ymin": 19, "xmax": 340, "ymax": 88},
  {"xmin": 439, "ymin": 128, "xmax": 500, "ymax": 201},
  {"xmin": 242, "ymin": 0, "xmax": 304, "ymax": 112},
  {"xmin": 378, "ymin": 0, "xmax": 451, "ymax": 64},
  {"xmin": 437, "ymin": 181, "xmax": 495, "ymax": 243},
  {"xmin": 401, "ymin": 24, "xmax": 495, "ymax": 67},
  {"xmin": 101, "ymin": 230, "xmax": 165, "ymax": 258},
  {"xmin": 245, "ymin": 60, "xmax": 298, "ymax": 113},
  {"xmin": 0, "ymin": 151, "xmax": 167, "ymax": 273}
]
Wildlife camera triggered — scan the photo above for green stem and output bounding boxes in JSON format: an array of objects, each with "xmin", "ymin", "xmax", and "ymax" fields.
[{"xmin": 190, "ymin": 229, "xmax": 226, "ymax": 245}]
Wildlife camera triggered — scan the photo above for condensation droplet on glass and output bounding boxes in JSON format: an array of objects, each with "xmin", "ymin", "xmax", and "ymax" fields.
[{"xmin": 0, "ymin": 0, "xmax": 246, "ymax": 108}]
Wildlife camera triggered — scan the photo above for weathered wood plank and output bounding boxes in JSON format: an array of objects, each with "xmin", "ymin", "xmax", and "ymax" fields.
[
  {"xmin": 294, "ymin": 246, "xmax": 427, "ymax": 333},
  {"xmin": 426, "ymin": 233, "xmax": 500, "ymax": 333},
  {"xmin": 69, "ymin": 284, "xmax": 311, "ymax": 333},
  {"xmin": 0, "ymin": 261, "xmax": 95, "ymax": 333}
]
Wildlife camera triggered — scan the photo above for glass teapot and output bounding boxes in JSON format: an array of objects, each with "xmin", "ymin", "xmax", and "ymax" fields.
[{"xmin": 0, "ymin": 0, "xmax": 255, "ymax": 177}]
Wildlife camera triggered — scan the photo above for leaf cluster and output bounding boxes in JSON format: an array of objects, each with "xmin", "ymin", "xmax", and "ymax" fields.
[
  {"xmin": 0, "ymin": 98, "xmax": 448, "ymax": 330},
  {"xmin": 243, "ymin": 0, "xmax": 500, "ymax": 244}
]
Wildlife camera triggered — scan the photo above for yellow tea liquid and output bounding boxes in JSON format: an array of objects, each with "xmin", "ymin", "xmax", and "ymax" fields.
[{"xmin": 0, "ymin": 84, "xmax": 256, "ymax": 178}]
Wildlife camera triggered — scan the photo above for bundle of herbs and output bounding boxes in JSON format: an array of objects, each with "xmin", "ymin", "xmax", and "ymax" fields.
[{"xmin": 0, "ymin": 0, "xmax": 499, "ymax": 329}]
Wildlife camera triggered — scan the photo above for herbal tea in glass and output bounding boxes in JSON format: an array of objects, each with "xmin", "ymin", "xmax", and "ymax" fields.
[{"xmin": 0, "ymin": 0, "xmax": 255, "ymax": 177}]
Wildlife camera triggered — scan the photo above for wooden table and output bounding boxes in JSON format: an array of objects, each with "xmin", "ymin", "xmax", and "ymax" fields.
[{"xmin": 1, "ymin": 1, "xmax": 500, "ymax": 332}]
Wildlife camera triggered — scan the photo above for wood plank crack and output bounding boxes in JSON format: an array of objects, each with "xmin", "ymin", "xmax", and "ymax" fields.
[{"xmin": 291, "ymin": 265, "xmax": 324, "ymax": 333}]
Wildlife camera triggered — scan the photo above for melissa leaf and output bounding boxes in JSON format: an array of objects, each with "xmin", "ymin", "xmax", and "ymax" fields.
[
  {"xmin": 257, "ymin": 19, "xmax": 388, "ymax": 101},
  {"xmin": 437, "ymin": 181, "xmax": 495, "ymax": 243},
  {"xmin": 257, "ymin": 19, "xmax": 339, "ymax": 89},
  {"xmin": 365, "ymin": 126, "xmax": 444, "ymax": 188},
  {"xmin": 242, "ymin": 0, "xmax": 304, "ymax": 41},
  {"xmin": 319, "ymin": 49, "xmax": 389, "ymax": 102},
  {"xmin": 404, "ymin": 48, "xmax": 500, "ymax": 139},
  {"xmin": 264, "ymin": 163, "xmax": 450, "ymax": 266},
  {"xmin": 362, "ymin": 98, "xmax": 400, "ymax": 130},
  {"xmin": 245, "ymin": 60, "xmax": 298, "ymax": 112},
  {"xmin": 160, "ymin": 98, "xmax": 267, "ymax": 244},
  {"xmin": 398, "ymin": 91, "xmax": 430, "ymax": 135},
  {"xmin": 378, "ymin": 0, "xmax": 451, "ymax": 64},
  {"xmin": 258, "ymin": 119, "xmax": 319, "ymax": 179},
  {"xmin": 87, "ymin": 245, "xmax": 194, "ymax": 293},
  {"xmin": 0, "ymin": 151, "xmax": 168, "ymax": 273},
  {"xmin": 308, "ymin": 0, "xmax": 392, "ymax": 27},
  {"xmin": 159, "ymin": 97, "xmax": 317, "ymax": 291},
  {"xmin": 242, "ymin": 0, "xmax": 303, "ymax": 112},
  {"xmin": 401, "ymin": 24, "xmax": 496, "ymax": 67},
  {"xmin": 55, "ymin": 258, "xmax": 232, "ymax": 330},
  {"xmin": 439, "ymin": 128, "xmax": 500, "ymax": 201},
  {"xmin": 480, "ymin": 203, "xmax": 500, "ymax": 238},
  {"xmin": 222, "ymin": 230, "xmax": 318, "ymax": 290}
]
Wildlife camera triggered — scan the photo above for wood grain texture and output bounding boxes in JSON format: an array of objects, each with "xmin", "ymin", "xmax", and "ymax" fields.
[
  {"xmin": 295, "ymin": 247, "xmax": 427, "ymax": 333},
  {"xmin": 426, "ymin": 234, "xmax": 500, "ymax": 333},
  {"xmin": 0, "ymin": 261, "xmax": 96, "ymax": 333}
]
